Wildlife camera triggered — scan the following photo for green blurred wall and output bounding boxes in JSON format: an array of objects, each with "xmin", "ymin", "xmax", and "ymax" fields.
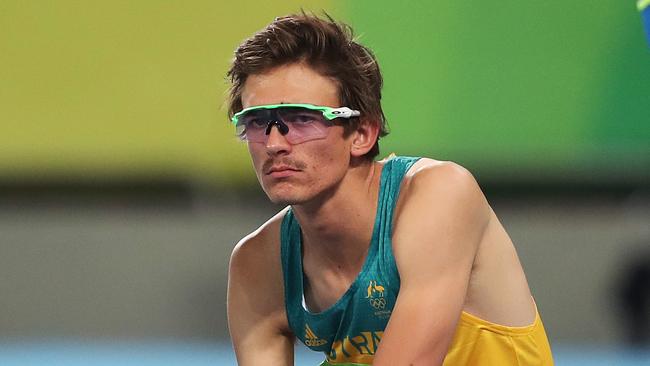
[
  {"xmin": 349, "ymin": 1, "xmax": 649, "ymax": 182},
  {"xmin": 1, "ymin": 1, "xmax": 648, "ymax": 186}
]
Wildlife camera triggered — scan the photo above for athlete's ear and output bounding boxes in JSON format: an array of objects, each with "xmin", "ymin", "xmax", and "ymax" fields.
[{"xmin": 350, "ymin": 118, "xmax": 380, "ymax": 158}]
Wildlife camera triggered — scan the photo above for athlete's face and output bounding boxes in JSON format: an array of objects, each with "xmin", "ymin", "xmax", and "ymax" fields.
[{"xmin": 241, "ymin": 62, "xmax": 353, "ymax": 205}]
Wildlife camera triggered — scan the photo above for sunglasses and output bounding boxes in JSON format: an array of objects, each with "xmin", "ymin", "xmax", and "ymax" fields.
[{"xmin": 231, "ymin": 103, "xmax": 361, "ymax": 144}]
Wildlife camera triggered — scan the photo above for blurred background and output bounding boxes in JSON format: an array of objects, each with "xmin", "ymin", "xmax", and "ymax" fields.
[{"xmin": 1, "ymin": 0, "xmax": 648, "ymax": 365}]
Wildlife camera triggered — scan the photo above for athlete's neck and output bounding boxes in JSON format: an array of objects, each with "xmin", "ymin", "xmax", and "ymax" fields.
[{"xmin": 291, "ymin": 159, "xmax": 384, "ymax": 273}]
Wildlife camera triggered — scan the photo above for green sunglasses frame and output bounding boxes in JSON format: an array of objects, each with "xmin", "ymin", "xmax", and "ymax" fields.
[{"xmin": 231, "ymin": 103, "xmax": 361, "ymax": 125}]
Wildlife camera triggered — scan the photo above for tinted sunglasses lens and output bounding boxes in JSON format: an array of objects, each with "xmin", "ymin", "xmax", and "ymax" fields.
[
  {"xmin": 238, "ymin": 109, "xmax": 274, "ymax": 142},
  {"xmin": 277, "ymin": 107, "xmax": 330, "ymax": 143},
  {"xmin": 236, "ymin": 107, "xmax": 331, "ymax": 143}
]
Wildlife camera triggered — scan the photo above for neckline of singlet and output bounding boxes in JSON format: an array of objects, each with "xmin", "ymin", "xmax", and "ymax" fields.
[{"xmin": 295, "ymin": 158, "xmax": 393, "ymax": 318}]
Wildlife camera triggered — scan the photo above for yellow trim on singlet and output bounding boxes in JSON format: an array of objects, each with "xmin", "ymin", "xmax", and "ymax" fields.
[
  {"xmin": 444, "ymin": 301, "xmax": 554, "ymax": 365},
  {"xmin": 458, "ymin": 308, "xmax": 541, "ymax": 335}
]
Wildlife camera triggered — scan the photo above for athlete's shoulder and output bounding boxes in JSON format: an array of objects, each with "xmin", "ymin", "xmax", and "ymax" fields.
[
  {"xmin": 229, "ymin": 206, "xmax": 290, "ymax": 273},
  {"xmin": 403, "ymin": 158, "xmax": 481, "ymax": 197},
  {"xmin": 227, "ymin": 207, "xmax": 293, "ymax": 341},
  {"xmin": 396, "ymin": 157, "xmax": 490, "ymax": 226}
]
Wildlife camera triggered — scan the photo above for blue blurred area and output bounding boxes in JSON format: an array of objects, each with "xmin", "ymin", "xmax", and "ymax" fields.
[
  {"xmin": 552, "ymin": 345, "xmax": 650, "ymax": 366},
  {"xmin": 0, "ymin": 341, "xmax": 648, "ymax": 366},
  {"xmin": 0, "ymin": 341, "xmax": 235, "ymax": 366}
]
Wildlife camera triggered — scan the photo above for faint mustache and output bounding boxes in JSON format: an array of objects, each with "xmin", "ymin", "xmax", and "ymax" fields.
[{"xmin": 262, "ymin": 158, "xmax": 307, "ymax": 174}]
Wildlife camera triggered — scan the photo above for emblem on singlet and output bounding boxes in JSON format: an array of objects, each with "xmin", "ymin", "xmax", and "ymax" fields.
[
  {"xmin": 366, "ymin": 280, "xmax": 386, "ymax": 309},
  {"xmin": 366, "ymin": 280, "xmax": 392, "ymax": 319},
  {"xmin": 305, "ymin": 324, "xmax": 327, "ymax": 347}
]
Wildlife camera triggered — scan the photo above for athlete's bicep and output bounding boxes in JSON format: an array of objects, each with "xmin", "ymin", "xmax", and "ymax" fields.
[
  {"xmin": 227, "ymin": 236, "xmax": 294, "ymax": 366},
  {"xmin": 373, "ymin": 162, "xmax": 490, "ymax": 366}
]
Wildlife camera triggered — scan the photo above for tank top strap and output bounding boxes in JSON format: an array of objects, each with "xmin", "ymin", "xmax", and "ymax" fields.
[
  {"xmin": 280, "ymin": 208, "xmax": 306, "ymax": 335},
  {"xmin": 373, "ymin": 156, "xmax": 421, "ymax": 284}
]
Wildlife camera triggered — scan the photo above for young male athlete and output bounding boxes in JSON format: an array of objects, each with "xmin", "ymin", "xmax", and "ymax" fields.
[{"xmin": 226, "ymin": 13, "xmax": 553, "ymax": 366}]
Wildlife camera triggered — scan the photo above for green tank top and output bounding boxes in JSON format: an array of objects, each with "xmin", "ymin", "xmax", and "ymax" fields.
[{"xmin": 280, "ymin": 156, "xmax": 420, "ymax": 366}]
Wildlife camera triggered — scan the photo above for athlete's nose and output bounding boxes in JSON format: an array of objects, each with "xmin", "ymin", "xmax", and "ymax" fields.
[{"xmin": 265, "ymin": 122, "xmax": 292, "ymax": 155}]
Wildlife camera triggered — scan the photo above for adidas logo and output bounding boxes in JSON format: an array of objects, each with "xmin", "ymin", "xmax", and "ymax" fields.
[{"xmin": 305, "ymin": 324, "xmax": 327, "ymax": 347}]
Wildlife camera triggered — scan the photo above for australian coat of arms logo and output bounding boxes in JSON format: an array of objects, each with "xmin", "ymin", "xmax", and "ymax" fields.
[{"xmin": 366, "ymin": 280, "xmax": 387, "ymax": 310}]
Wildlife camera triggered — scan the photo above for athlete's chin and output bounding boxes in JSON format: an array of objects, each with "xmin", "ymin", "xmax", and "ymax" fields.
[
  {"xmin": 267, "ymin": 196, "xmax": 302, "ymax": 205},
  {"xmin": 263, "ymin": 185, "xmax": 310, "ymax": 205},
  {"xmin": 266, "ymin": 194, "xmax": 309, "ymax": 206}
]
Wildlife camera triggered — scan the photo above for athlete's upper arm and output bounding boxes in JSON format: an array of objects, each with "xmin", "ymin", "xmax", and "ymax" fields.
[
  {"xmin": 227, "ymin": 226, "xmax": 294, "ymax": 366},
  {"xmin": 373, "ymin": 161, "xmax": 491, "ymax": 366}
]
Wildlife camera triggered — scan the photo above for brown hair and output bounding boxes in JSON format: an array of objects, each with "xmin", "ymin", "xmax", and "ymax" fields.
[{"xmin": 226, "ymin": 12, "xmax": 389, "ymax": 160}]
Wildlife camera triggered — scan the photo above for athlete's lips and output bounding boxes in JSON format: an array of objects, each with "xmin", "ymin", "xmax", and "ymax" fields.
[
  {"xmin": 265, "ymin": 165, "xmax": 301, "ymax": 176},
  {"xmin": 262, "ymin": 159, "xmax": 306, "ymax": 177}
]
